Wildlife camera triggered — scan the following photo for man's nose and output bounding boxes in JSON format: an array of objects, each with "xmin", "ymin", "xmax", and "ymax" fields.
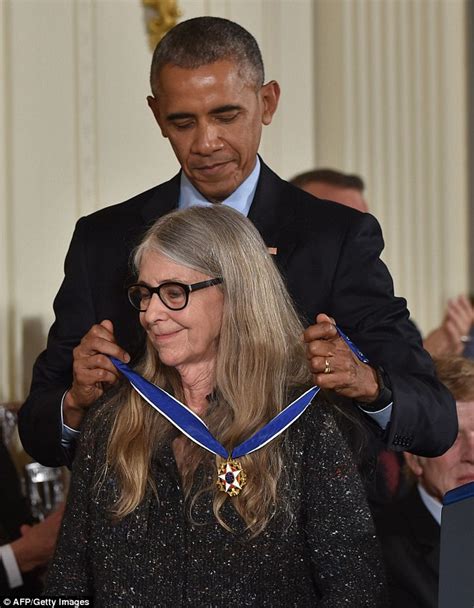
[{"xmin": 191, "ymin": 122, "xmax": 224, "ymax": 155}]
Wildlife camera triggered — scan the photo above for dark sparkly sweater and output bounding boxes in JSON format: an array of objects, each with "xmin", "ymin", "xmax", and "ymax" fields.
[{"xmin": 45, "ymin": 400, "xmax": 388, "ymax": 607}]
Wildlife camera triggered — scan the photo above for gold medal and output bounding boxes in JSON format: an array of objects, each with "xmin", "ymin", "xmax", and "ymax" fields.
[{"xmin": 216, "ymin": 458, "xmax": 247, "ymax": 497}]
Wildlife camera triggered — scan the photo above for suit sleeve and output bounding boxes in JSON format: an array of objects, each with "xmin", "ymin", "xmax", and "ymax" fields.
[
  {"xmin": 18, "ymin": 218, "xmax": 95, "ymax": 467},
  {"xmin": 303, "ymin": 405, "xmax": 388, "ymax": 607},
  {"xmin": 329, "ymin": 212, "xmax": 457, "ymax": 456}
]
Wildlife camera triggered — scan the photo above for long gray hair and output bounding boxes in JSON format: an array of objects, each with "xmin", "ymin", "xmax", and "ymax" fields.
[{"xmin": 106, "ymin": 206, "xmax": 312, "ymax": 535}]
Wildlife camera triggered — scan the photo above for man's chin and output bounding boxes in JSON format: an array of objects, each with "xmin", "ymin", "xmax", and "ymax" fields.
[
  {"xmin": 194, "ymin": 182, "xmax": 238, "ymax": 204},
  {"xmin": 189, "ymin": 171, "xmax": 242, "ymax": 203}
]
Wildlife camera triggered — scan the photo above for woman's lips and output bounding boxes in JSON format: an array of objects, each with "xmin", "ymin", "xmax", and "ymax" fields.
[{"xmin": 151, "ymin": 329, "xmax": 183, "ymax": 342}]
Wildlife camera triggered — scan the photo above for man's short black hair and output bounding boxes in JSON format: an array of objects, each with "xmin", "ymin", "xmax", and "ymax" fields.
[
  {"xmin": 150, "ymin": 17, "xmax": 264, "ymax": 95},
  {"xmin": 290, "ymin": 168, "xmax": 365, "ymax": 192}
]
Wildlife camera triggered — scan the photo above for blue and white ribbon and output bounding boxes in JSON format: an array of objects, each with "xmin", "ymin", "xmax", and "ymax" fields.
[
  {"xmin": 110, "ymin": 326, "xmax": 368, "ymax": 459},
  {"xmin": 336, "ymin": 325, "xmax": 370, "ymax": 364},
  {"xmin": 110, "ymin": 357, "xmax": 319, "ymax": 459}
]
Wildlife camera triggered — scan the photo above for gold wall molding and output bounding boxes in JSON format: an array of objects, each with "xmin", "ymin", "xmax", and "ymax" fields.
[{"xmin": 142, "ymin": 0, "xmax": 181, "ymax": 51}]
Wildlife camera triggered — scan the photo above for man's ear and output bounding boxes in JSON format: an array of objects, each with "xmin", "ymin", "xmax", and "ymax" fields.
[
  {"xmin": 259, "ymin": 80, "xmax": 280, "ymax": 126},
  {"xmin": 147, "ymin": 95, "xmax": 167, "ymax": 138},
  {"xmin": 404, "ymin": 452, "xmax": 424, "ymax": 477}
]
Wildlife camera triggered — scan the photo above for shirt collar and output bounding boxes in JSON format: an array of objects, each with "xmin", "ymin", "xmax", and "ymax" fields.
[
  {"xmin": 417, "ymin": 483, "xmax": 442, "ymax": 526},
  {"xmin": 178, "ymin": 157, "xmax": 260, "ymax": 218}
]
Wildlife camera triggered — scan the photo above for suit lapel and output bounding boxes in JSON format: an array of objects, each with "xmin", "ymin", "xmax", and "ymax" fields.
[
  {"xmin": 140, "ymin": 172, "xmax": 181, "ymax": 225},
  {"xmin": 248, "ymin": 159, "xmax": 297, "ymax": 270},
  {"xmin": 138, "ymin": 162, "xmax": 296, "ymax": 270}
]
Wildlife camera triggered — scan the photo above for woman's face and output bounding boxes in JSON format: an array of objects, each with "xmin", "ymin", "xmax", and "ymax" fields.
[{"xmin": 138, "ymin": 250, "xmax": 224, "ymax": 372}]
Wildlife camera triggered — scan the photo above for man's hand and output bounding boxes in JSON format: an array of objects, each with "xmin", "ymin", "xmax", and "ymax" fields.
[
  {"xmin": 11, "ymin": 503, "xmax": 65, "ymax": 573},
  {"xmin": 423, "ymin": 295, "xmax": 474, "ymax": 357},
  {"xmin": 63, "ymin": 319, "xmax": 130, "ymax": 428},
  {"xmin": 304, "ymin": 313, "xmax": 379, "ymax": 402}
]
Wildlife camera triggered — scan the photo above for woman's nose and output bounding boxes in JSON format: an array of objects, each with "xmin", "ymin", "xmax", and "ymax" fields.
[{"xmin": 141, "ymin": 293, "xmax": 169, "ymax": 325}]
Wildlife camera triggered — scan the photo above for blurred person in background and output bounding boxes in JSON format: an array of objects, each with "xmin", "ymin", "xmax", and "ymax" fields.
[
  {"xmin": 0, "ymin": 438, "xmax": 63, "ymax": 597},
  {"xmin": 290, "ymin": 167, "xmax": 369, "ymax": 213},
  {"xmin": 374, "ymin": 356, "xmax": 474, "ymax": 608}
]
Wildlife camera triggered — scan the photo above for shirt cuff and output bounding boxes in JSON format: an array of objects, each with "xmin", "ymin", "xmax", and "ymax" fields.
[
  {"xmin": 60, "ymin": 390, "xmax": 81, "ymax": 448},
  {"xmin": 358, "ymin": 402, "xmax": 393, "ymax": 430},
  {"xmin": 0, "ymin": 544, "xmax": 23, "ymax": 589}
]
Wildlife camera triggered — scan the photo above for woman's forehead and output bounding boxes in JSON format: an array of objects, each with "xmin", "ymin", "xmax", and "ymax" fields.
[{"xmin": 138, "ymin": 250, "xmax": 209, "ymax": 284}]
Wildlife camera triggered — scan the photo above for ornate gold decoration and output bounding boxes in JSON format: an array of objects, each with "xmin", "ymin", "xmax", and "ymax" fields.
[
  {"xmin": 142, "ymin": 0, "xmax": 181, "ymax": 51},
  {"xmin": 216, "ymin": 459, "xmax": 247, "ymax": 497}
]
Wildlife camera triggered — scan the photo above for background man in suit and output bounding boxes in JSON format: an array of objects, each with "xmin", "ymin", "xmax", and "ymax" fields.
[
  {"xmin": 375, "ymin": 356, "xmax": 474, "ymax": 608},
  {"xmin": 290, "ymin": 167, "xmax": 369, "ymax": 213},
  {"xmin": 0, "ymin": 439, "xmax": 63, "ymax": 596},
  {"xmin": 18, "ymin": 17, "xmax": 456, "ymax": 468}
]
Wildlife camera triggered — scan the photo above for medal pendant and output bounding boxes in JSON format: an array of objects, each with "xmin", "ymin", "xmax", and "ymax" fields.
[{"xmin": 216, "ymin": 458, "xmax": 247, "ymax": 497}]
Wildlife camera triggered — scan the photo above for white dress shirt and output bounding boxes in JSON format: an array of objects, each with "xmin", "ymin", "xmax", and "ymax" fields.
[{"xmin": 0, "ymin": 543, "xmax": 23, "ymax": 589}]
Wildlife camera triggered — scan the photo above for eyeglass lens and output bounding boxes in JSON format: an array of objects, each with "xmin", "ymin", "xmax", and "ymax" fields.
[{"xmin": 159, "ymin": 283, "xmax": 187, "ymax": 309}]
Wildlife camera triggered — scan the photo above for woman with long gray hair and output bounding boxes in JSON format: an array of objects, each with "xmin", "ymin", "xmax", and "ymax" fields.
[{"xmin": 46, "ymin": 205, "xmax": 387, "ymax": 606}]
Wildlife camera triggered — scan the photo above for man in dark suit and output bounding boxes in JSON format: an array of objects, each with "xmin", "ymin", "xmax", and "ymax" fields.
[
  {"xmin": 375, "ymin": 356, "xmax": 474, "ymax": 608},
  {"xmin": 375, "ymin": 483, "xmax": 440, "ymax": 608},
  {"xmin": 18, "ymin": 16, "xmax": 456, "ymax": 468}
]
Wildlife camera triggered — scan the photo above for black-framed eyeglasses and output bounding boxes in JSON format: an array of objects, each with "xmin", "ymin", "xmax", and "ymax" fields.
[{"xmin": 127, "ymin": 278, "xmax": 223, "ymax": 312}]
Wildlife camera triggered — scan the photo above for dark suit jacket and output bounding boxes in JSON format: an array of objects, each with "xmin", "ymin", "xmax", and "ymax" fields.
[
  {"xmin": 18, "ymin": 160, "xmax": 456, "ymax": 466},
  {"xmin": 0, "ymin": 440, "xmax": 43, "ymax": 596},
  {"xmin": 374, "ymin": 485, "xmax": 440, "ymax": 608}
]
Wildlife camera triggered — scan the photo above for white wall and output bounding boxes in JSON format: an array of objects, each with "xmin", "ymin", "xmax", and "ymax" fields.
[
  {"xmin": 312, "ymin": 0, "xmax": 469, "ymax": 335},
  {"xmin": 0, "ymin": 0, "xmax": 315, "ymax": 400}
]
